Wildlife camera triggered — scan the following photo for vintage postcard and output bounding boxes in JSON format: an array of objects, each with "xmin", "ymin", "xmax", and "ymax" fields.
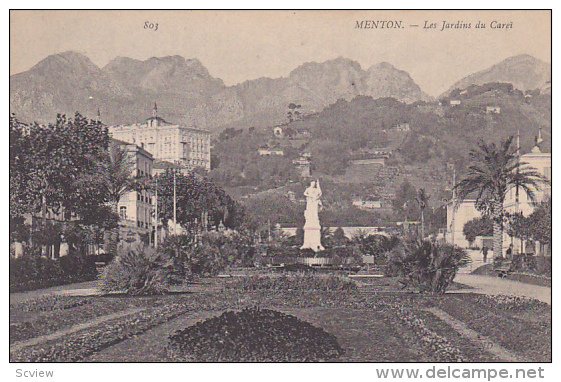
[{"xmin": 8, "ymin": 8, "xmax": 552, "ymax": 372}]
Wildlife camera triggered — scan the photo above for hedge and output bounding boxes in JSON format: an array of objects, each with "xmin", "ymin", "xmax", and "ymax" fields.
[{"xmin": 9, "ymin": 256, "xmax": 99, "ymax": 293}]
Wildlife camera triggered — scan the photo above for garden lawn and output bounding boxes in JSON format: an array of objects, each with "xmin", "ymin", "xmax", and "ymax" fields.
[{"xmin": 9, "ymin": 276, "xmax": 551, "ymax": 362}]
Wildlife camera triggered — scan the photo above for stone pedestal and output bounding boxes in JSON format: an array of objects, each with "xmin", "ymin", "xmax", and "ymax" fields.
[
  {"xmin": 301, "ymin": 225, "xmax": 324, "ymax": 252},
  {"xmin": 59, "ymin": 243, "xmax": 69, "ymax": 257}
]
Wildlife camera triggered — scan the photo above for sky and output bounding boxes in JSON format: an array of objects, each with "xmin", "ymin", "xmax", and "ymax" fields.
[{"xmin": 10, "ymin": 10, "xmax": 551, "ymax": 96}]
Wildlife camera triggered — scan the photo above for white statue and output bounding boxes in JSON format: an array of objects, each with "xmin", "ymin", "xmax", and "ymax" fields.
[{"xmin": 301, "ymin": 179, "xmax": 324, "ymax": 252}]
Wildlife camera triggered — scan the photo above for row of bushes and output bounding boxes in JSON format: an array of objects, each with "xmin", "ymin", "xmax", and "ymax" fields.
[
  {"xmin": 9, "ymin": 256, "xmax": 99, "ymax": 293},
  {"xmin": 267, "ymin": 234, "xmax": 400, "ymax": 265},
  {"xmin": 510, "ymin": 254, "xmax": 551, "ymax": 276},
  {"xmin": 100, "ymin": 231, "xmax": 255, "ymax": 295}
]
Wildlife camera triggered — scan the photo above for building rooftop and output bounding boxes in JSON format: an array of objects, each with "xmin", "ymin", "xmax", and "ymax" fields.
[
  {"xmin": 145, "ymin": 116, "xmax": 172, "ymax": 126},
  {"xmin": 153, "ymin": 160, "xmax": 182, "ymax": 170},
  {"xmin": 111, "ymin": 138, "xmax": 153, "ymax": 159}
]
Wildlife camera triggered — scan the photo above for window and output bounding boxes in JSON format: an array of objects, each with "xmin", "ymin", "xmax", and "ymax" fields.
[{"xmin": 119, "ymin": 206, "xmax": 127, "ymax": 220}]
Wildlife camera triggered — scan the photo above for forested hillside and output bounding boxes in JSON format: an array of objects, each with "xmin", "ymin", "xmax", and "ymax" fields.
[{"xmin": 209, "ymin": 82, "xmax": 550, "ymax": 228}]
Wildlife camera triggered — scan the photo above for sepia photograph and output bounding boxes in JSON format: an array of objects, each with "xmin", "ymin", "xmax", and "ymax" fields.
[{"xmin": 7, "ymin": 7, "xmax": 552, "ymax": 369}]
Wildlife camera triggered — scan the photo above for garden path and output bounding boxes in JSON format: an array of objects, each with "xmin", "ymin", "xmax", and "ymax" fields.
[
  {"xmin": 9, "ymin": 307, "xmax": 144, "ymax": 353},
  {"xmin": 458, "ymin": 249, "xmax": 487, "ymax": 274},
  {"xmin": 425, "ymin": 307, "xmax": 520, "ymax": 361},
  {"xmin": 453, "ymin": 274, "xmax": 551, "ymax": 304}
]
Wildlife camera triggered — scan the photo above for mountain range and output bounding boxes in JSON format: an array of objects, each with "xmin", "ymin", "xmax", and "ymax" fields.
[
  {"xmin": 442, "ymin": 54, "xmax": 551, "ymax": 97},
  {"xmin": 10, "ymin": 52, "xmax": 551, "ymax": 132}
]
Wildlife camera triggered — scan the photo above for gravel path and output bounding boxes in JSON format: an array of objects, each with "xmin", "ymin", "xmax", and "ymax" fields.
[{"xmin": 453, "ymin": 274, "xmax": 551, "ymax": 304}]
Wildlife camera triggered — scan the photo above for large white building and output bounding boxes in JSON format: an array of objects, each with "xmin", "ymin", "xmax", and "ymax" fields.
[
  {"xmin": 113, "ymin": 139, "xmax": 154, "ymax": 244},
  {"xmin": 109, "ymin": 104, "xmax": 211, "ymax": 171}
]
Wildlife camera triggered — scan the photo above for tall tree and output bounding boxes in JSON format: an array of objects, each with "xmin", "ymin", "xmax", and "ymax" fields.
[
  {"xmin": 392, "ymin": 181, "xmax": 419, "ymax": 221},
  {"xmin": 154, "ymin": 170, "xmax": 243, "ymax": 233},
  {"xmin": 527, "ymin": 197, "xmax": 552, "ymax": 251},
  {"xmin": 454, "ymin": 137, "xmax": 546, "ymax": 258},
  {"xmin": 10, "ymin": 113, "xmax": 109, "ymax": 252},
  {"xmin": 415, "ymin": 188, "xmax": 430, "ymax": 239},
  {"xmin": 95, "ymin": 141, "xmax": 137, "ymax": 254}
]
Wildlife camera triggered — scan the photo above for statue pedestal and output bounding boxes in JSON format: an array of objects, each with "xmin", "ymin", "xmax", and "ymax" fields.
[{"xmin": 301, "ymin": 225, "xmax": 324, "ymax": 252}]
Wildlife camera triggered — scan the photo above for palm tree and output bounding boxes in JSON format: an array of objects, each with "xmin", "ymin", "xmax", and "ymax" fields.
[
  {"xmin": 415, "ymin": 188, "xmax": 430, "ymax": 239},
  {"xmin": 97, "ymin": 141, "xmax": 137, "ymax": 255},
  {"xmin": 453, "ymin": 137, "xmax": 546, "ymax": 258}
]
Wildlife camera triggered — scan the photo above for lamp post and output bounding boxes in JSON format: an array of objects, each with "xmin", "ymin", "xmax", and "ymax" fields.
[
  {"xmin": 154, "ymin": 176, "xmax": 158, "ymax": 248},
  {"xmin": 173, "ymin": 167, "xmax": 178, "ymax": 235}
]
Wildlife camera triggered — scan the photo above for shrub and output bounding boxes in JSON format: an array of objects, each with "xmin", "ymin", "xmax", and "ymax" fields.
[
  {"xmin": 99, "ymin": 245, "xmax": 172, "ymax": 295},
  {"xmin": 463, "ymin": 216, "xmax": 493, "ymax": 247},
  {"xmin": 352, "ymin": 234, "xmax": 400, "ymax": 264},
  {"xmin": 157, "ymin": 231, "xmax": 256, "ymax": 281},
  {"xmin": 386, "ymin": 239, "xmax": 470, "ymax": 294},
  {"xmin": 157, "ymin": 234, "xmax": 195, "ymax": 284},
  {"xmin": 168, "ymin": 307, "xmax": 344, "ymax": 361},
  {"xmin": 267, "ymin": 244, "xmax": 300, "ymax": 258},
  {"xmin": 320, "ymin": 246, "xmax": 364, "ymax": 265},
  {"xmin": 535, "ymin": 256, "xmax": 551, "ymax": 276},
  {"xmin": 189, "ymin": 242, "xmax": 224, "ymax": 276}
]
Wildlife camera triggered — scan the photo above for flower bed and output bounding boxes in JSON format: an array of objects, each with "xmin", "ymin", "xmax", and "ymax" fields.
[
  {"xmin": 10, "ymin": 296, "xmax": 143, "ymax": 344},
  {"xmin": 225, "ymin": 274, "xmax": 357, "ymax": 292},
  {"xmin": 10, "ymin": 295, "xmax": 92, "ymax": 313},
  {"xmin": 9, "ymin": 277, "xmax": 551, "ymax": 362},
  {"xmin": 431, "ymin": 294, "xmax": 551, "ymax": 362},
  {"xmin": 10, "ymin": 302, "xmax": 191, "ymax": 362},
  {"xmin": 383, "ymin": 301, "xmax": 464, "ymax": 362},
  {"xmin": 471, "ymin": 294, "xmax": 549, "ymax": 312},
  {"xmin": 168, "ymin": 307, "xmax": 343, "ymax": 362},
  {"xmin": 507, "ymin": 273, "xmax": 551, "ymax": 287}
]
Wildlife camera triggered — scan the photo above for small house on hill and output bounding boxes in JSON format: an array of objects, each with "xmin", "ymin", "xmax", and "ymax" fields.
[
  {"xmin": 352, "ymin": 198, "xmax": 383, "ymax": 210},
  {"xmin": 394, "ymin": 122, "xmax": 410, "ymax": 132},
  {"xmin": 258, "ymin": 146, "xmax": 284, "ymax": 156},
  {"xmin": 485, "ymin": 106, "xmax": 501, "ymax": 114}
]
